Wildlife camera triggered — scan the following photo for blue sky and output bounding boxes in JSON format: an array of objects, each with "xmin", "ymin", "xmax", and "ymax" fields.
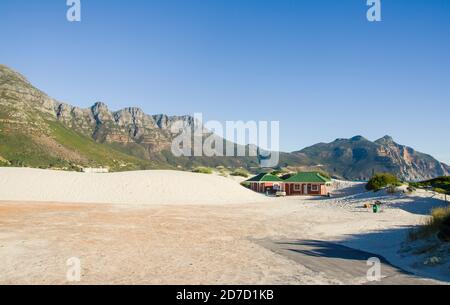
[{"xmin": 1, "ymin": 0, "xmax": 449, "ymax": 163}]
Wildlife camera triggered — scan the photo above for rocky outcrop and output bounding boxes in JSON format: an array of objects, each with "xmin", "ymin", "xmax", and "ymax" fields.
[{"xmin": 297, "ymin": 135, "xmax": 450, "ymax": 181}]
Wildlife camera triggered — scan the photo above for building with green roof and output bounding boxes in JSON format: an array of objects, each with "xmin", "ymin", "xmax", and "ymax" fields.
[
  {"xmin": 283, "ymin": 172, "xmax": 331, "ymax": 196},
  {"xmin": 246, "ymin": 173, "xmax": 283, "ymax": 194},
  {"xmin": 246, "ymin": 172, "xmax": 332, "ymax": 196},
  {"xmin": 284, "ymin": 172, "xmax": 331, "ymax": 183}
]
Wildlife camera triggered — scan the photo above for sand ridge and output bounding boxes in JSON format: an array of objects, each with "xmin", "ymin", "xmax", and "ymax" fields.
[{"xmin": 0, "ymin": 168, "xmax": 268, "ymax": 205}]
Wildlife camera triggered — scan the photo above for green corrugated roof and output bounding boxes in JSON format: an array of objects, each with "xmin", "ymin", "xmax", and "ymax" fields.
[
  {"xmin": 246, "ymin": 173, "xmax": 283, "ymax": 182},
  {"xmin": 284, "ymin": 172, "xmax": 331, "ymax": 183}
]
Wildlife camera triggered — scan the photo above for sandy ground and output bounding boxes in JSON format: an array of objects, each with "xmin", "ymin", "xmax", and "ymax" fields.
[{"xmin": 0, "ymin": 168, "xmax": 449, "ymax": 284}]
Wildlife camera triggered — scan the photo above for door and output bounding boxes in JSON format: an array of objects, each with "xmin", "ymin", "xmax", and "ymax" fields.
[{"xmin": 303, "ymin": 184, "xmax": 307, "ymax": 195}]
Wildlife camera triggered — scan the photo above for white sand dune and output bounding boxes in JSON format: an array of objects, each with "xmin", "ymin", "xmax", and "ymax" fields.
[
  {"xmin": 1, "ymin": 167, "xmax": 449, "ymax": 284},
  {"xmin": 0, "ymin": 168, "xmax": 267, "ymax": 205}
]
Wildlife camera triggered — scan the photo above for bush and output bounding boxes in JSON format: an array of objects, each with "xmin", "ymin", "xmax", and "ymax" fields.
[
  {"xmin": 240, "ymin": 181, "xmax": 251, "ymax": 189},
  {"xmin": 408, "ymin": 177, "xmax": 450, "ymax": 194},
  {"xmin": 438, "ymin": 216, "xmax": 450, "ymax": 242},
  {"xmin": 317, "ymin": 171, "xmax": 331, "ymax": 180},
  {"xmin": 270, "ymin": 169, "xmax": 289, "ymax": 176},
  {"xmin": 433, "ymin": 188, "xmax": 447, "ymax": 195},
  {"xmin": 192, "ymin": 167, "xmax": 213, "ymax": 174},
  {"xmin": 409, "ymin": 206, "xmax": 450, "ymax": 241},
  {"xmin": 387, "ymin": 185, "xmax": 399, "ymax": 194},
  {"xmin": 230, "ymin": 168, "xmax": 250, "ymax": 178},
  {"xmin": 407, "ymin": 186, "xmax": 416, "ymax": 193},
  {"xmin": 366, "ymin": 173, "xmax": 401, "ymax": 191}
]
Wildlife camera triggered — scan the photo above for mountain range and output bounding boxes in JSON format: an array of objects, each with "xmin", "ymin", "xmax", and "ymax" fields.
[{"xmin": 0, "ymin": 64, "xmax": 448, "ymax": 181}]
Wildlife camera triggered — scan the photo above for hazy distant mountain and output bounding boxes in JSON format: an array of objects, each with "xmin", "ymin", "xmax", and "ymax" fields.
[
  {"xmin": 293, "ymin": 136, "xmax": 450, "ymax": 181},
  {"xmin": 1, "ymin": 64, "xmax": 448, "ymax": 180}
]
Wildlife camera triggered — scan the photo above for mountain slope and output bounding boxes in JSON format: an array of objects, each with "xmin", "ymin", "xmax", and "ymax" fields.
[
  {"xmin": 295, "ymin": 135, "xmax": 450, "ymax": 181},
  {"xmin": 1, "ymin": 64, "xmax": 448, "ymax": 180},
  {"xmin": 0, "ymin": 64, "xmax": 159, "ymax": 170},
  {"xmin": 0, "ymin": 64, "xmax": 262, "ymax": 170}
]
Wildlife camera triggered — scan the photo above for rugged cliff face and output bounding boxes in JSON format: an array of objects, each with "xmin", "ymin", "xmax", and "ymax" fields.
[
  {"xmin": 0, "ymin": 64, "xmax": 448, "ymax": 180},
  {"xmin": 0, "ymin": 64, "xmax": 258, "ymax": 170},
  {"xmin": 0, "ymin": 64, "xmax": 158, "ymax": 170},
  {"xmin": 296, "ymin": 136, "xmax": 450, "ymax": 181},
  {"xmin": 54, "ymin": 101, "xmax": 195, "ymax": 152}
]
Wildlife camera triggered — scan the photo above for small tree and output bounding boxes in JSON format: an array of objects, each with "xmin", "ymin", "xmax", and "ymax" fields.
[
  {"xmin": 192, "ymin": 167, "xmax": 213, "ymax": 174},
  {"xmin": 366, "ymin": 173, "xmax": 401, "ymax": 192},
  {"xmin": 230, "ymin": 168, "xmax": 250, "ymax": 178}
]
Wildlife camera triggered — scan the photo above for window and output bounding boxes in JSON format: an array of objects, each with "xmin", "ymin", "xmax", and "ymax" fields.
[
  {"xmin": 311, "ymin": 184, "xmax": 319, "ymax": 191},
  {"xmin": 294, "ymin": 184, "xmax": 301, "ymax": 191}
]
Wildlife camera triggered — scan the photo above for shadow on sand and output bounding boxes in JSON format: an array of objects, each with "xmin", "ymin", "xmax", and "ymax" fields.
[{"xmin": 260, "ymin": 225, "xmax": 449, "ymax": 284}]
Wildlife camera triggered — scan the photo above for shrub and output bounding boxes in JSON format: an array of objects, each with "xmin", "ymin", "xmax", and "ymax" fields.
[
  {"xmin": 230, "ymin": 168, "xmax": 250, "ymax": 178},
  {"xmin": 366, "ymin": 173, "xmax": 401, "ymax": 191},
  {"xmin": 270, "ymin": 169, "xmax": 290, "ymax": 176},
  {"xmin": 407, "ymin": 186, "xmax": 416, "ymax": 193},
  {"xmin": 317, "ymin": 171, "xmax": 331, "ymax": 180},
  {"xmin": 433, "ymin": 188, "xmax": 447, "ymax": 195},
  {"xmin": 387, "ymin": 185, "xmax": 399, "ymax": 194},
  {"xmin": 409, "ymin": 182, "xmax": 420, "ymax": 188},
  {"xmin": 409, "ymin": 206, "xmax": 450, "ymax": 241},
  {"xmin": 438, "ymin": 216, "xmax": 450, "ymax": 242},
  {"xmin": 240, "ymin": 181, "xmax": 251, "ymax": 189},
  {"xmin": 408, "ymin": 177, "xmax": 450, "ymax": 194},
  {"xmin": 192, "ymin": 167, "xmax": 213, "ymax": 174}
]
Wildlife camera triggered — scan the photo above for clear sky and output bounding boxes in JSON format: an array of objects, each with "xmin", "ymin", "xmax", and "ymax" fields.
[{"xmin": 1, "ymin": 0, "xmax": 449, "ymax": 163}]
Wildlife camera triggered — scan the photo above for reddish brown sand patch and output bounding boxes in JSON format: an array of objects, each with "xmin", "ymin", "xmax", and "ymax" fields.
[{"xmin": 0, "ymin": 200, "xmax": 440, "ymax": 284}]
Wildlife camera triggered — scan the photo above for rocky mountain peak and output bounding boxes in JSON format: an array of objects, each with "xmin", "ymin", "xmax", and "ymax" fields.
[
  {"xmin": 375, "ymin": 135, "xmax": 395, "ymax": 145},
  {"xmin": 350, "ymin": 135, "xmax": 367, "ymax": 142},
  {"xmin": 91, "ymin": 102, "xmax": 113, "ymax": 123},
  {"xmin": 91, "ymin": 101, "xmax": 109, "ymax": 111},
  {"xmin": 0, "ymin": 64, "xmax": 31, "ymax": 85}
]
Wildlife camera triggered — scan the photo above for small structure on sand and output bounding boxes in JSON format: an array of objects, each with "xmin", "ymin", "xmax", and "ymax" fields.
[
  {"xmin": 246, "ymin": 173, "xmax": 283, "ymax": 195},
  {"xmin": 282, "ymin": 172, "xmax": 331, "ymax": 196},
  {"xmin": 82, "ymin": 167, "xmax": 109, "ymax": 174},
  {"xmin": 246, "ymin": 172, "xmax": 332, "ymax": 196}
]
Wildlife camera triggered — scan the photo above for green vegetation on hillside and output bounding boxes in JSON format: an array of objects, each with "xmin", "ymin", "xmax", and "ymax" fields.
[
  {"xmin": 0, "ymin": 128, "xmax": 72, "ymax": 169},
  {"xmin": 366, "ymin": 173, "xmax": 401, "ymax": 191},
  {"xmin": 47, "ymin": 121, "xmax": 156, "ymax": 171},
  {"xmin": 0, "ymin": 116, "xmax": 157, "ymax": 171},
  {"xmin": 409, "ymin": 177, "xmax": 450, "ymax": 195}
]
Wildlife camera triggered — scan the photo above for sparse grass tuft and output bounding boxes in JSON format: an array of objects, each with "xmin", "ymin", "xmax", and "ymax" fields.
[
  {"xmin": 230, "ymin": 168, "xmax": 250, "ymax": 178},
  {"xmin": 192, "ymin": 167, "xmax": 213, "ymax": 174},
  {"xmin": 408, "ymin": 206, "xmax": 450, "ymax": 241},
  {"xmin": 240, "ymin": 181, "xmax": 251, "ymax": 189}
]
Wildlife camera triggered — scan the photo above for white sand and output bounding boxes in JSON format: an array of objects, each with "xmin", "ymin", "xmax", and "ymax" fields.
[
  {"xmin": 0, "ymin": 167, "xmax": 448, "ymax": 284},
  {"xmin": 0, "ymin": 168, "xmax": 267, "ymax": 205}
]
